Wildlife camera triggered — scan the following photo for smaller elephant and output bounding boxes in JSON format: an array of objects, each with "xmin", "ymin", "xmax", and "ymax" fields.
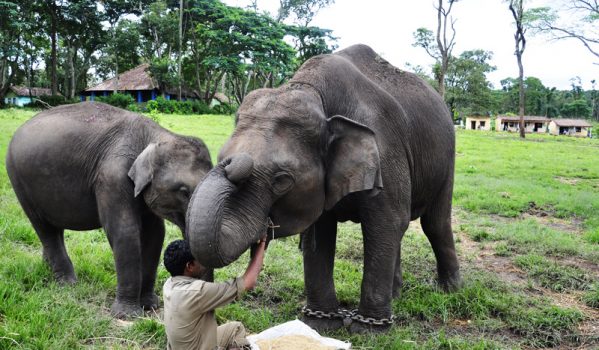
[{"xmin": 6, "ymin": 101, "xmax": 212, "ymax": 317}]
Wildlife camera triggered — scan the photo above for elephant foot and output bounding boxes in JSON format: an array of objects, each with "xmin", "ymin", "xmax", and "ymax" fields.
[
  {"xmin": 55, "ymin": 273, "xmax": 77, "ymax": 285},
  {"xmin": 140, "ymin": 293, "xmax": 160, "ymax": 311},
  {"xmin": 301, "ymin": 315, "xmax": 345, "ymax": 332},
  {"xmin": 347, "ymin": 311, "xmax": 395, "ymax": 334},
  {"xmin": 348, "ymin": 321, "xmax": 392, "ymax": 334},
  {"xmin": 439, "ymin": 270, "xmax": 463, "ymax": 292},
  {"xmin": 111, "ymin": 299, "xmax": 143, "ymax": 319}
]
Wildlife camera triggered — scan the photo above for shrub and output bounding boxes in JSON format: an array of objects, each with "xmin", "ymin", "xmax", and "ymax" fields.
[
  {"xmin": 212, "ymin": 102, "xmax": 236, "ymax": 115},
  {"xmin": 146, "ymin": 97, "xmax": 217, "ymax": 115},
  {"xmin": 96, "ymin": 93, "xmax": 135, "ymax": 109}
]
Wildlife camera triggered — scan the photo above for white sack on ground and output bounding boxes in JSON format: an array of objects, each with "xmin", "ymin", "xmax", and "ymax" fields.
[{"xmin": 247, "ymin": 319, "xmax": 351, "ymax": 350}]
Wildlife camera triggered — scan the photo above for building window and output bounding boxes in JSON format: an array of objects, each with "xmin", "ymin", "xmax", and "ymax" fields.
[
  {"xmin": 480, "ymin": 121, "xmax": 486, "ymax": 127},
  {"xmin": 576, "ymin": 127, "xmax": 582, "ymax": 133}
]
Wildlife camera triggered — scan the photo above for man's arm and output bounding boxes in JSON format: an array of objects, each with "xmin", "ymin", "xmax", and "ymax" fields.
[{"xmin": 243, "ymin": 237, "xmax": 266, "ymax": 291}]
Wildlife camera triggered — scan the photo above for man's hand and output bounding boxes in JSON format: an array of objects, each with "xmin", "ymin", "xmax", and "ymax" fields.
[{"xmin": 243, "ymin": 235, "xmax": 267, "ymax": 291}]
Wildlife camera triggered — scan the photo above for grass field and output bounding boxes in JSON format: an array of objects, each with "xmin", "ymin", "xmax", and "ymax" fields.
[{"xmin": 0, "ymin": 108, "xmax": 597, "ymax": 349}]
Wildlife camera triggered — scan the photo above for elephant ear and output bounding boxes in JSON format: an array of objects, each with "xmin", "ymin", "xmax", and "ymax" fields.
[
  {"xmin": 324, "ymin": 115, "xmax": 383, "ymax": 210},
  {"xmin": 128, "ymin": 143, "xmax": 158, "ymax": 197}
]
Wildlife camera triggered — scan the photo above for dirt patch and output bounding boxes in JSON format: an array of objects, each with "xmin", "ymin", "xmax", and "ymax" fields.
[
  {"xmin": 457, "ymin": 232, "xmax": 528, "ymax": 285},
  {"xmin": 451, "ymin": 209, "xmax": 599, "ymax": 348},
  {"xmin": 531, "ymin": 288, "xmax": 599, "ymax": 347},
  {"xmin": 555, "ymin": 176, "xmax": 581, "ymax": 186},
  {"xmin": 520, "ymin": 213, "xmax": 584, "ymax": 235},
  {"xmin": 525, "ymin": 201, "xmax": 555, "ymax": 217}
]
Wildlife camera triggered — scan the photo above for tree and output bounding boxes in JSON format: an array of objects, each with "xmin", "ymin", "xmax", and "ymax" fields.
[
  {"xmin": 529, "ymin": 0, "xmax": 598, "ymax": 63},
  {"xmin": 97, "ymin": 19, "xmax": 141, "ymax": 81},
  {"xmin": 500, "ymin": 76, "xmax": 553, "ymax": 116},
  {"xmin": 37, "ymin": 0, "xmax": 66, "ymax": 96},
  {"xmin": 285, "ymin": 24, "xmax": 337, "ymax": 66},
  {"xmin": 275, "ymin": 0, "xmax": 337, "ymax": 69},
  {"xmin": 60, "ymin": 0, "xmax": 105, "ymax": 98},
  {"xmin": 444, "ymin": 50, "xmax": 496, "ymax": 118},
  {"xmin": 102, "ymin": 0, "xmax": 151, "ymax": 92},
  {"xmin": 186, "ymin": 0, "xmax": 296, "ymax": 104},
  {"xmin": 0, "ymin": 1, "xmax": 33, "ymax": 104},
  {"xmin": 508, "ymin": 0, "xmax": 527, "ymax": 138},
  {"xmin": 561, "ymin": 99, "xmax": 592, "ymax": 118},
  {"xmin": 276, "ymin": 0, "xmax": 334, "ymax": 26},
  {"xmin": 592, "ymin": 79, "xmax": 599, "ymax": 121},
  {"xmin": 413, "ymin": 0, "xmax": 459, "ymax": 98}
]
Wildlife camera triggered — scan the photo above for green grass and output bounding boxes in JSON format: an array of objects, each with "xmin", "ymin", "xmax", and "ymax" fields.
[{"xmin": 1, "ymin": 109, "xmax": 598, "ymax": 349}]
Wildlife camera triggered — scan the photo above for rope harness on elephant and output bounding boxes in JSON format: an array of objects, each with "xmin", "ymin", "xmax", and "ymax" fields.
[
  {"xmin": 266, "ymin": 217, "xmax": 278, "ymax": 241},
  {"xmin": 301, "ymin": 306, "xmax": 395, "ymax": 326}
]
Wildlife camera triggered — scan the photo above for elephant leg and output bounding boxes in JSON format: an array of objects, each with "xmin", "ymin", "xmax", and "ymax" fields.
[
  {"xmin": 421, "ymin": 185, "xmax": 462, "ymax": 292},
  {"xmin": 301, "ymin": 212, "xmax": 343, "ymax": 331},
  {"xmin": 34, "ymin": 220, "xmax": 76, "ymax": 284},
  {"xmin": 97, "ymin": 190, "xmax": 143, "ymax": 318},
  {"xmin": 351, "ymin": 207, "xmax": 407, "ymax": 334},
  {"xmin": 139, "ymin": 212, "xmax": 164, "ymax": 311}
]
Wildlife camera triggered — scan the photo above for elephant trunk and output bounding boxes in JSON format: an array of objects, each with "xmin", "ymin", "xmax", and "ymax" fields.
[{"xmin": 186, "ymin": 153, "xmax": 270, "ymax": 268}]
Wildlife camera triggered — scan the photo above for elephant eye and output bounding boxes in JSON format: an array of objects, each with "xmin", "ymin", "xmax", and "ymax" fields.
[
  {"xmin": 177, "ymin": 186, "xmax": 190, "ymax": 197},
  {"xmin": 272, "ymin": 172, "xmax": 294, "ymax": 196}
]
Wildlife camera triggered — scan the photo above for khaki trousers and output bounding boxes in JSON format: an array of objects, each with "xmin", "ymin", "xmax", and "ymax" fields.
[{"xmin": 216, "ymin": 321, "xmax": 249, "ymax": 349}]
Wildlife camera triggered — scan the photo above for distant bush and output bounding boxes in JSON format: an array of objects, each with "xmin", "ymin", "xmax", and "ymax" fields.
[
  {"xmin": 212, "ymin": 102, "xmax": 236, "ymax": 115},
  {"xmin": 24, "ymin": 95, "xmax": 79, "ymax": 108},
  {"xmin": 96, "ymin": 93, "xmax": 135, "ymax": 109},
  {"xmin": 146, "ymin": 97, "xmax": 225, "ymax": 115}
]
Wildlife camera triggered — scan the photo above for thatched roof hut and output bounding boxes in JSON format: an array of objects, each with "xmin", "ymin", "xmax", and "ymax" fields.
[{"xmin": 81, "ymin": 64, "xmax": 230, "ymax": 104}]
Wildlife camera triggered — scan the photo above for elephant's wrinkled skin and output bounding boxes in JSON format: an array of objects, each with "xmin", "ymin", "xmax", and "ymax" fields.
[
  {"xmin": 187, "ymin": 44, "xmax": 461, "ymax": 332},
  {"xmin": 6, "ymin": 102, "xmax": 212, "ymax": 318}
]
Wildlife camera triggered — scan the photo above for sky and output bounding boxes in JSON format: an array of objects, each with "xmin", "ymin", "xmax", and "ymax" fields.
[{"xmin": 224, "ymin": 0, "xmax": 598, "ymax": 91}]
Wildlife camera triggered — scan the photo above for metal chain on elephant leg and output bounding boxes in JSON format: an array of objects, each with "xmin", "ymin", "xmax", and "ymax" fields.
[
  {"xmin": 300, "ymin": 306, "xmax": 354, "ymax": 320},
  {"xmin": 301, "ymin": 306, "xmax": 395, "ymax": 326},
  {"xmin": 350, "ymin": 311, "xmax": 395, "ymax": 326}
]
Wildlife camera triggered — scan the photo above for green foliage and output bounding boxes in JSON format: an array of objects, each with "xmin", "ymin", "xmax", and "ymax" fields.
[
  {"xmin": 145, "ymin": 96, "xmax": 216, "ymax": 115},
  {"xmin": 560, "ymin": 99, "xmax": 592, "ymax": 118},
  {"xmin": 583, "ymin": 284, "xmax": 599, "ymax": 308},
  {"xmin": 513, "ymin": 254, "xmax": 593, "ymax": 291},
  {"xmin": 445, "ymin": 50, "xmax": 496, "ymax": 116},
  {"xmin": 584, "ymin": 229, "xmax": 599, "ymax": 244},
  {"xmin": 211, "ymin": 102, "xmax": 236, "ymax": 115},
  {"xmin": 505, "ymin": 305, "xmax": 584, "ymax": 347},
  {"xmin": 95, "ymin": 92, "xmax": 135, "ymax": 109}
]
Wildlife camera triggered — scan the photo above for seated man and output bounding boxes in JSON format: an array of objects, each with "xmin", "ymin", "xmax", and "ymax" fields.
[{"xmin": 163, "ymin": 238, "xmax": 266, "ymax": 350}]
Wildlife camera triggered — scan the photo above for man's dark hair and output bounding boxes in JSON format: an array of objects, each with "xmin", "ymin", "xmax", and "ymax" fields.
[{"xmin": 164, "ymin": 240, "xmax": 195, "ymax": 276}]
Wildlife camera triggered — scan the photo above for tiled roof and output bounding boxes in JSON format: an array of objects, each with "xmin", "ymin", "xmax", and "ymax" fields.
[{"xmin": 551, "ymin": 119, "xmax": 592, "ymax": 127}]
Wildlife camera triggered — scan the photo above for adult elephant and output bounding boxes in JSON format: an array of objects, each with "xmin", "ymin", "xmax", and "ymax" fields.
[
  {"xmin": 187, "ymin": 44, "xmax": 461, "ymax": 332},
  {"xmin": 6, "ymin": 101, "xmax": 212, "ymax": 318}
]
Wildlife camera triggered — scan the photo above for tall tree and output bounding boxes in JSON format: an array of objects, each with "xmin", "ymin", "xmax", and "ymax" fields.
[
  {"xmin": 529, "ymin": 0, "xmax": 598, "ymax": 63},
  {"xmin": 38, "ymin": 0, "xmax": 64, "ymax": 95},
  {"xmin": 61, "ymin": 0, "xmax": 104, "ymax": 98},
  {"xmin": 102, "ymin": 0, "xmax": 150, "ymax": 91},
  {"xmin": 444, "ymin": 49, "xmax": 496, "ymax": 118},
  {"xmin": 0, "ymin": 1, "xmax": 28, "ymax": 104},
  {"xmin": 413, "ymin": 0, "xmax": 459, "ymax": 98},
  {"xmin": 276, "ymin": 0, "xmax": 334, "ymax": 26},
  {"xmin": 591, "ymin": 79, "xmax": 599, "ymax": 121},
  {"xmin": 508, "ymin": 0, "xmax": 527, "ymax": 138}
]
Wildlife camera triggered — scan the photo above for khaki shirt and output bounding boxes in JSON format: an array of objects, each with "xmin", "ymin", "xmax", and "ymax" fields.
[{"xmin": 163, "ymin": 275, "xmax": 245, "ymax": 350}]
